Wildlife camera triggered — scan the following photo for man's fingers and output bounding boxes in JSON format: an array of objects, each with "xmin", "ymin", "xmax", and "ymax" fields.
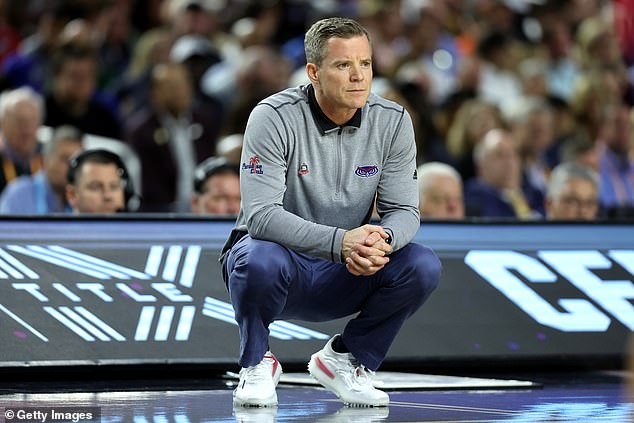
[
  {"xmin": 346, "ymin": 260, "xmax": 383, "ymax": 276},
  {"xmin": 355, "ymin": 244, "xmax": 386, "ymax": 257},
  {"xmin": 364, "ymin": 231, "xmax": 383, "ymax": 246},
  {"xmin": 348, "ymin": 252, "xmax": 387, "ymax": 273}
]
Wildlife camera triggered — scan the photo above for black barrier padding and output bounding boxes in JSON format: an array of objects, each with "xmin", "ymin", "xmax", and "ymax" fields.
[{"xmin": 0, "ymin": 217, "xmax": 631, "ymax": 370}]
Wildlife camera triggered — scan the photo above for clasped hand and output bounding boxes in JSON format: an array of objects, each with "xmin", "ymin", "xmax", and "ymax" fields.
[{"xmin": 341, "ymin": 224, "xmax": 392, "ymax": 276}]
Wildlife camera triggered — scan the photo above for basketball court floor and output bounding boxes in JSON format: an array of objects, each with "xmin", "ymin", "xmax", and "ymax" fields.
[{"xmin": 0, "ymin": 370, "xmax": 630, "ymax": 422}]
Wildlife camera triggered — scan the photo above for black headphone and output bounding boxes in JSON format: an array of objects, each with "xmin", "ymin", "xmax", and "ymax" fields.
[
  {"xmin": 193, "ymin": 156, "xmax": 240, "ymax": 194},
  {"xmin": 67, "ymin": 148, "xmax": 137, "ymax": 211}
]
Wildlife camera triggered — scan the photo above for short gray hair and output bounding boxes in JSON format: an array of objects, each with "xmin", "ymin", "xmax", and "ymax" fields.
[
  {"xmin": 43, "ymin": 125, "xmax": 83, "ymax": 156},
  {"xmin": 304, "ymin": 17, "xmax": 370, "ymax": 66},
  {"xmin": 546, "ymin": 162, "xmax": 599, "ymax": 199},
  {"xmin": 473, "ymin": 128, "xmax": 510, "ymax": 164},
  {"xmin": 417, "ymin": 162, "xmax": 462, "ymax": 198},
  {"xmin": 0, "ymin": 87, "xmax": 44, "ymax": 123}
]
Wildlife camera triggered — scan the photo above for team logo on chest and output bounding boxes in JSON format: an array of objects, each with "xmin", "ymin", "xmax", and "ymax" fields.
[
  {"xmin": 354, "ymin": 165, "xmax": 379, "ymax": 177},
  {"xmin": 298, "ymin": 162, "xmax": 309, "ymax": 175},
  {"xmin": 242, "ymin": 155, "xmax": 263, "ymax": 174}
]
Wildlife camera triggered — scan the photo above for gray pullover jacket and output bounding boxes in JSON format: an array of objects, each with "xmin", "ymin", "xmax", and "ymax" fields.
[{"xmin": 228, "ymin": 85, "xmax": 420, "ymax": 263}]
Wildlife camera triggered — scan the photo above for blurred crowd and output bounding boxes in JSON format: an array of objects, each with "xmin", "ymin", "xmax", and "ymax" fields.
[{"xmin": 0, "ymin": 0, "xmax": 632, "ymax": 221}]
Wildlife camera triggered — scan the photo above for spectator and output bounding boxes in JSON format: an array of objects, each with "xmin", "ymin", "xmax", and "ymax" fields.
[
  {"xmin": 169, "ymin": 34, "xmax": 221, "ymax": 103},
  {"xmin": 465, "ymin": 129, "xmax": 541, "ymax": 219},
  {"xmin": 0, "ymin": 125, "xmax": 83, "ymax": 214},
  {"xmin": 126, "ymin": 62, "xmax": 220, "ymax": 212},
  {"xmin": 505, "ymin": 96, "xmax": 555, "ymax": 203},
  {"xmin": 0, "ymin": 87, "xmax": 44, "ymax": 194},
  {"xmin": 1, "ymin": 0, "xmax": 80, "ymax": 92},
  {"xmin": 191, "ymin": 156, "xmax": 240, "ymax": 215},
  {"xmin": 215, "ymin": 133, "xmax": 243, "ymax": 164},
  {"xmin": 65, "ymin": 148, "xmax": 131, "ymax": 214},
  {"xmin": 475, "ymin": 30, "xmax": 522, "ymax": 109},
  {"xmin": 540, "ymin": 19, "xmax": 580, "ymax": 102},
  {"xmin": 124, "ymin": 0, "xmax": 234, "ymax": 96},
  {"xmin": 596, "ymin": 102, "xmax": 634, "ymax": 213},
  {"xmin": 417, "ymin": 162, "xmax": 465, "ymax": 220},
  {"xmin": 546, "ymin": 162, "xmax": 599, "ymax": 221},
  {"xmin": 560, "ymin": 129, "xmax": 600, "ymax": 172},
  {"xmin": 44, "ymin": 42, "xmax": 122, "ymax": 140},
  {"xmin": 446, "ymin": 98, "xmax": 502, "ymax": 181}
]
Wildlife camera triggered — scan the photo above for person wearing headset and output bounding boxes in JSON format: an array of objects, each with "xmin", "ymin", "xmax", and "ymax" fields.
[
  {"xmin": 66, "ymin": 149, "xmax": 133, "ymax": 214},
  {"xmin": 191, "ymin": 156, "xmax": 241, "ymax": 216}
]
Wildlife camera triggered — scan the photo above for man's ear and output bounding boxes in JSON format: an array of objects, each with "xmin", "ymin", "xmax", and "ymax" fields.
[{"xmin": 306, "ymin": 63, "xmax": 319, "ymax": 84}]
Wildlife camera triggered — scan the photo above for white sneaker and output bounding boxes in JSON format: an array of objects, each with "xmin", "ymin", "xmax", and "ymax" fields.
[
  {"xmin": 308, "ymin": 335, "xmax": 389, "ymax": 407},
  {"xmin": 233, "ymin": 352, "xmax": 283, "ymax": 407}
]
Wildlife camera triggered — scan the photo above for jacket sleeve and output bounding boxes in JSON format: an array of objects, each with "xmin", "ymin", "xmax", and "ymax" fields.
[
  {"xmin": 375, "ymin": 109, "xmax": 421, "ymax": 251},
  {"xmin": 240, "ymin": 103, "xmax": 346, "ymax": 262}
]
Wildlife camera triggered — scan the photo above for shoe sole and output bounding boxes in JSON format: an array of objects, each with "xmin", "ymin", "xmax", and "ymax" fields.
[
  {"xmin": 307, "ymin": 353, "xmax": 389, "ymax": 408},
  {"xmin": 233, "ymin": 356, "xmax": 283, "ymax": 408},
  {"xmin": 233, "ymin": 391, "xmax": 278, "ymax": 408},
  {"xmin": 233, "ymin": 399, "xmax": 278, "ymax": 408}
]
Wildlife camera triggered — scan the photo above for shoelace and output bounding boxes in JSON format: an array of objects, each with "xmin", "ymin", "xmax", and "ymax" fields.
[
  {"xmin": 348, "ymin": 357, "xmax": 374, "ymax": 387},
  {"xmin": 353, "ymin": 365, "xmax": 374, "ymax": 386},
  {"xmin": 242, "ymin": 361, "xmax": 273, "ymax": 384}
]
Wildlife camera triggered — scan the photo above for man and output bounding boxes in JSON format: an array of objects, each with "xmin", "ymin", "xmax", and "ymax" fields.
[
  {"xmin": 126, "ymin": 62, "xmax": 221, "ymax": 212},
  {"xmin": 191, "ymin": 156, "xmax": 240, "ymax": 215},
  {"xmin": 465, "ymin": 128, "xmax": 542, "ymax": 218},
  {"xmin": 0, "ymin": 125, "xmax": 83, "ymax": 214},
  {"xmin": 0, "ymin": 87, "xmax": 44, "ymax": 194},
  {"xmin": 44, "ymin": 43, "xmax": 122, "ymax": 140},
  {"xmin": 65, "ymin": 149, "xmax": 130, "ymax": 214},
  {"xmin": 596, "ymin": 102, "xmax": 634, "ymax": 213},
  {"xmin": 545, "ymin": 162, "xmax": 599, "ymax": 220},
  {"xmin": 221, "ymin": 17, "xmax": 441, "ymax": 408},
  {"xmin": 417, "ymin": 162, "xmax": 465, "ymax": 220}
]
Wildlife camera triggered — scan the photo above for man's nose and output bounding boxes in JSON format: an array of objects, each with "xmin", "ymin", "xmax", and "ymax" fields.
[{"xmin": 350, "ymin": 64, "xmax": 364, "ymax": 81}]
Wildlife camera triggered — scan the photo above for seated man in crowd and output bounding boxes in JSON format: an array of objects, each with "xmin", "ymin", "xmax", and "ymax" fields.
[
  {"xmin": 0, "ymin": 87, "xmax": 44, "ymax": 194},
  {"xmin": 66, "ymin": 149, "xmax": 132, "ymax": 214},
  {"xmin": 465, "ymin": 129, "xmax": 542, "ymax": 219},
  {"xmin": 0, "ymin": 125, "xmax": 83, "ymax": 214},
  {"xmin": 545, "ymin": 162, "xmax": 599, "ymax": 221},
  {"xmin": 417, "ymin": 162, "xmax": 465, "ymax": 220},
  {"xmin": 191, "ymin": 156, "xmax": 240, "ymax": 216}
]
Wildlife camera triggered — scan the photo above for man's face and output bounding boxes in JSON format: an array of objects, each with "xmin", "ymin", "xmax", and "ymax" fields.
[
  {"xmin": 420, "ymin": 174, "xmax": 464, "ymax": 220},
  {"xmin": 192, "ymin": 172, "xmax": 240, "ymax": 215},
  {"xmin": 152, "ymin": 65, "xmax": 193, "ymax": 117},
  {"xmin": 308, "ymin": 35, "xmax": 372, "ymax": 122},
  {"xmin": 1, "ymin": 100, "xmax": 41, "ymax": 158},
  {"xmin": 66, "ymin": 162, "xmax": 125, "ymax": 214},
  {"xmin": 45, "ymin": 140, "xmax": 83, "ymax": 193},
  {"xmin": 480, "ymin": 135, "xmax": 520, "ymax": 190},
  {"xmin": 547, "ymin": 178, "xmax": 598, "ymax": 221},
  {"xmin": 55, "ymin": 58, "xmax": 97, "ymax": 108}
]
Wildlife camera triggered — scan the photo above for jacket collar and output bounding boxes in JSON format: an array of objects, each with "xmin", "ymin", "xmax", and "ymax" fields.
[{"xmin": 304, "ymin": 84, "xmax": 362, "ymax": 135}]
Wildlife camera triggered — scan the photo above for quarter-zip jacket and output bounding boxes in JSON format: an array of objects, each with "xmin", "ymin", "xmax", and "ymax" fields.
[{"xmin": 230, "ymin": 84, "xmax": 420, "ymax": 263}]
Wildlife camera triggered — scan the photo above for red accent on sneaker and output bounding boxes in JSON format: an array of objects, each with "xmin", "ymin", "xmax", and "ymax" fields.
[
  {"xmin": 264, "ymin": 354, "xmax": 279, "ymax": 377},
  {"xmin": 315, "ymin": 356, "xmax": 335, "ymax": 379}
]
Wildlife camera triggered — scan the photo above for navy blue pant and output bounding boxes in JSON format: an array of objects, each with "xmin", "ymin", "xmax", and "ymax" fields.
[{"xmin": 222, "ymin": 235, "xmax": 441, "ymax": 370}]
